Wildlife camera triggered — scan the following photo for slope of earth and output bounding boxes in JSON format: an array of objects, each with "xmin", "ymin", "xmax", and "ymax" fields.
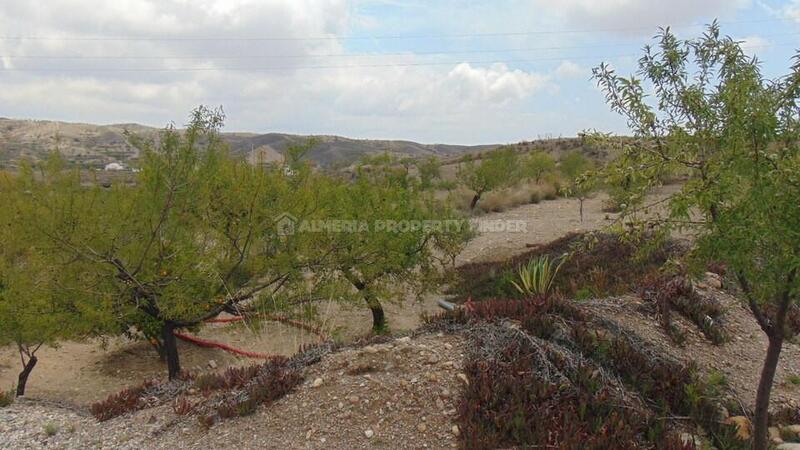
[
  {"xmin": 583, "ymin": 289, "xmax": 800, "ymax": 411},
  {"xmin": 0, "ymin": 333, "xmax": 465, "ymax": 450},
  {"xmin": 0, "ymin": 118, "xmax": 492, "ymax": 169},
  {"xmin": 0, "ymin": 117, "xmax": 612, "ymax": 170}
]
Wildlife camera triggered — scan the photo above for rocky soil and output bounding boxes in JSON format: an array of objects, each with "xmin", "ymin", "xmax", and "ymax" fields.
[{"xmin": 0, "ymin": 333, "xmax": 466, "ymax": 449}]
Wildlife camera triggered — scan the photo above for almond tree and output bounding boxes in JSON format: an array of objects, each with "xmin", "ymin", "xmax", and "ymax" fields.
[
  {"xmin": 24, "ymin": 107, "xmax": 311, "ymax": 380},
  {"xmin": 311, "ymin": 161, "xmax": 472, "ymax": 332},
  {"xmin": 0, "ymin": 166, "xmax": 104, "ymax": 395},
  {"xmin": 458, "ymin": 147, "xmax": 520, "ymax": 210},
  {"xmin": 592, "ymin": 23, "xmax": 800, "ymax": 449},
  {"xmin": 559, "ymin": 151, "xmax": 595, "ymax": 222},
  {"xmin": 523, "ymin": 150, "xmax": 556, "ymax": 183}
]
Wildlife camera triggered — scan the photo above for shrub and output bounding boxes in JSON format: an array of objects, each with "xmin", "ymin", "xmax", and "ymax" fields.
[
  {"xmin": 194, "ymin": 365, "xmax": 261, "ymax": 393},
  {"xmin": 172, "ymin": 396, "xmax": 195, "ymax": 416},
  {"xmin": 43, "ymin": 423, "xmax": 58, "ymax": 437},
  {"xmin": 639, "ymin": 273, "xmax": 728, "ymax": 344},
  {"xmin": 214, "ymin": 357, "xmax": 302, "ymax": 421},
  {"xmin": 0, "ymin": 388, "xmax": 14, "ymax": 407},
  {"xmin": 90, "ymin": 379, "xmax": 160, "ymax": 421}
]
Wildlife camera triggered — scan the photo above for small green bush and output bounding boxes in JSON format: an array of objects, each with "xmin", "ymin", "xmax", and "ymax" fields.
[
  {"xmin": 43, "ymin": 423, "xmax": 58, "ymax": 437},
  {"xmin": 0, "ymin": 388, "xmax": 14, "ymax": 407}
]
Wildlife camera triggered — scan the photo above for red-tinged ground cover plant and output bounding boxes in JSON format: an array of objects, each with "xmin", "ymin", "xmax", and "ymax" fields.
[
  {"xmin": 90, "ymin": 353, "xmax": 309, "ymax": 424},
  {"xmin": 424, "ymin": 298, "xmax": 745, "ymax": 450},
  {"xmin": 590, "ymin": 22, "xmax": 800, "ymax": 449}
]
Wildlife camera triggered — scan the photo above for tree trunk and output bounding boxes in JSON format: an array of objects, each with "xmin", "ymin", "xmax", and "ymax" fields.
[
  {"xmin": 469, "ymin": 193, "xmax": 481, "ymax": 210},
  {"xmin": 149, "ymin": 336, "xmax": 167, "ymax": 361},
  {"xmin": 162, "ymin": 322, "xmax": 181, "ymax": 380},
  {"xmin": 365, "ymin": 296, "xmax": 386, "ymax": 333},
  {"xmin": 16, "ymin": 355, "xmax": 37, "ymax": 397},
  {"xmin": 753, "ymin": 335, "xmax": 783, "ymax": 450},
  {"xmin": 579, "ymin": 198, "xmax": 584, "ymax": 222}
]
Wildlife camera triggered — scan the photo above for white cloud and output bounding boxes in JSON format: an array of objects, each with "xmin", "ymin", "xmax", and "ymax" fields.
[
  {"xmin": 531, "ymin": 0, "xmax": 750, "ymax": 32},
  {"xmin": 554, "ymin": 60, "xmax": 585, "ymax": 79},
  {"xmin": 785, "ymin": 0, "xmax": 800, "ymax": 23},
  {"xmin": 6, "ymin": 0, "xmax": 742, "ymax": 142},
  {"xmin": 446, "ymin": 63, "xmax": 551, "ymax": 105},
  {"xmin": 738, "ymin": 35, "xmax": 771, "ymax": 54},
  {"xmin": 0, "ymin": 1, "xmax": 565, "ymax": 142}
]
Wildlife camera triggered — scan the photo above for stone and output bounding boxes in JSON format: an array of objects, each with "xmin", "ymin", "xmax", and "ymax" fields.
[
  {"xmin": 451, "ymin": 425, "xmax": 460, "ymax": 436},
  {"xmin": 311, "ymin": 377, "xmax": 324, "ymax": 388},
  {"xmin": 364, "ymin": 429, "xmax": 374, "ymax": 438},
  {"xmin": 396, "ymin": 336, "xmax": 411, "ymax": 343},
  {"xmin": 769, "ymin": 426, "xmax": 783, "ymax": 443},
  {"xmin": 783, "ymin": 424, "xmax": 800, "ymax": 438},
  {"xmin": 777, "ymin": 444, "xmax": 800, "ymax": 450},
  {"xmin": 704, "ymin": 272, "xmax": 723, "ymax": 289},
  {"xmin": 363, "ymin": 345, "xmax": 379, "ymax": 354},
  {"xmin": 723, "ymin": 416, "xmax": 752, "ymax": 440},
  {"xmin": 207, "ymin": 360, "xmax": 218, "ymax": 369},
  {"xmin": 456, "ymin": 373, "xmax": 469, "ymax": 385},
  {"xmin": 679, "ymin": 433, "xmax": 698, "ymax": 446},
  {"xmin": 417, "ymin": 423, "xmax": 427, "ymax": 432},
  {"xmin": 348, "ymin": 395, "xmax": 360, "ymax": 404}
]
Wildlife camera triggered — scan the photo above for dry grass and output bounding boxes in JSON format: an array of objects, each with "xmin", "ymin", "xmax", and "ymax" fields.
[{"xmin": 444, "ymin": 180, "xmax": 560, "ymax": 214}]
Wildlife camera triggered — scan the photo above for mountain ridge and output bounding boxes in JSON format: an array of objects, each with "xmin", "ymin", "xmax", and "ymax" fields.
[{"xmin": 0, "ymin": 118, "xmax": 499, "ymax": 169}]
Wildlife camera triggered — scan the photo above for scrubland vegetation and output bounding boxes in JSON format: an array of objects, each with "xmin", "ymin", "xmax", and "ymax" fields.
[
  {"xmin": 0, "ymin": 106, "xmax": 470, "ymax": 386},
  {"xmin": 1, "ymin": 22, "xmax": 799, "ymax": 450}
]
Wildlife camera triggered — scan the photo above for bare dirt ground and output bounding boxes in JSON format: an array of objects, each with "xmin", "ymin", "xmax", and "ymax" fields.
[
  {"xmin": 0, "ymin": 298, "xmax": 443, "ymax": 404},
  {"xmin": 457, "ymin": 184, "xmax": 682, "ymax": 265}
]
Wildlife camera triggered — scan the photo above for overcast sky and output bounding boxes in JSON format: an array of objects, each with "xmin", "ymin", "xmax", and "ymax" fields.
[{"xmin": 1, "ymin": 1, "xmax": 799, "ymax": 144}]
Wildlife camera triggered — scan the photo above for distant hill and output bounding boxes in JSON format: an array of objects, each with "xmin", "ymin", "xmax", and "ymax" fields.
[{"xmin": 0, "ymin": 118, "xmax": 499, "ymax": 169}]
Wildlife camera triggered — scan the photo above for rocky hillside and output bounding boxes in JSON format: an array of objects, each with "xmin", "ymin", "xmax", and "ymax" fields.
[{"xmin": 0, "ymin": 118, "xmax": 498, "ymax": 169}]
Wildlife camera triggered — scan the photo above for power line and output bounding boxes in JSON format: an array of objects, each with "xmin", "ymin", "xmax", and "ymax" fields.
[
  {"xmin": 0, "ymin": 53, "xmax": 639, "ymax": 72},
  {"xmin": 1, "ymin": 33, "xmax": 797, "ymax": 62},
  {"xmin": 0, "ymin": 42, "xmax": 651, "ymax": 60},
  {"xmin": 0, "ymin": 18, "xmax": 793, "ymax": 42},
  {"xmin": 2, "ymin": 41, "xmax": 796, "ymax": 73}
]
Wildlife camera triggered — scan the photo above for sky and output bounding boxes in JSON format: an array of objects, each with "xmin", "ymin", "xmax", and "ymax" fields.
[{"xmin": 0, "ymin": 1, "xmax": 799, "ymax": 144}]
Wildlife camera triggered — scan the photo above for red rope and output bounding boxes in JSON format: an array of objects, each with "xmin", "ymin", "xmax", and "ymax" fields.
[
  {"xmin": 174, "ymin": 332, "xmax": 274, "ymax": 359},
  {"xmin": 175, "ymin": 314, "xmax": 328, "ymax": 360},
  {"xmin": 263, "ymin": 314, "xmax": 329, "ymax": 342},
  {"xmin": 204, "ymin": 314, "xmax": 328, "ymax": 341}
]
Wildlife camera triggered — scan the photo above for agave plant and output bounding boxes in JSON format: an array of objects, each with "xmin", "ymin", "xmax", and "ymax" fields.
[{"xmin": 511, "ymin": 255, "xmax": 564, "ymax": 301}]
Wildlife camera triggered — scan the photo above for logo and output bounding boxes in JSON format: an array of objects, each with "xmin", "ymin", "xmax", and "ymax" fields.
[{"xmin": 274, "ymin": 212, "xmax": 297, "ymax": 236}]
